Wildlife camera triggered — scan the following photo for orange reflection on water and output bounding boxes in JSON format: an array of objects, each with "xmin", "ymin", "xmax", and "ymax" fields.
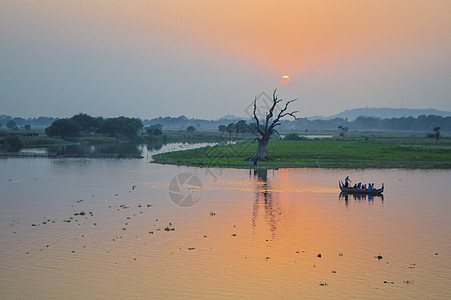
[{"xmin": 1, "ymin": 163, "xmax": 450, "ymax": 299}]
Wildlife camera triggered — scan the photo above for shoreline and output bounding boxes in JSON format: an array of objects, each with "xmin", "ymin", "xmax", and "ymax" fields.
[
  {"xmin": 152, "ymin": 139, "xmax": 451, "ymax": 170},
  {"xmin": 151, "ymin": 159, "xmax": 451, "ymax": 170}
]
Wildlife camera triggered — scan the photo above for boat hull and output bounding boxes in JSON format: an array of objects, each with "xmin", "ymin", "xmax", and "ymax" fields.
[{"xmin": 339, "ymin": 181, "xmax": 384, "ymax": 195}]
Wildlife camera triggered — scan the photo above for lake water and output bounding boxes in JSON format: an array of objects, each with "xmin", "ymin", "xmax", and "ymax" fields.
[{"xmin": 1, "ymin": 147, "xmax": 451, "ymax": 299}]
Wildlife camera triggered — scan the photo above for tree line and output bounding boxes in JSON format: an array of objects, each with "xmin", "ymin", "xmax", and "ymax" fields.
[
  {"xmin": 292, "ymin": 115, "xmax": 451, "ymax": 132},
  {"xmin": 45, "ymin": 114, "xmax": 142, "ymax": 139},
  {"xmin": 218, "ymin": 120, "xmax": 262, "ymax": 139},
  {"xmin": 2, "ymin": 114, "xmax": 451, "ymax": 134}
]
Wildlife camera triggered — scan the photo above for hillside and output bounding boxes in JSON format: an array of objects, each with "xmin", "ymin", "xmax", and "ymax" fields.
[{"xmin": 323, "ymin": 108, "xmax": 451, "ymax": 120}]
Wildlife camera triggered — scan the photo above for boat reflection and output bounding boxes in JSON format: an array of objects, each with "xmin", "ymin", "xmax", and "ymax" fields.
[
  {"xmin": 250, "ymin": 169, "xmax": 281, "ymax": 239},
  {"xmin": 339, "ymin": 192, "xmax": 384, "ymax": 205}
]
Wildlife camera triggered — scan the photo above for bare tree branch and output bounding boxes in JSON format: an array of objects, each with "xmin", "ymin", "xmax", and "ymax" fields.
[
  {"xmin": 253, "ymin": 97, "xmax": 264, "ymax": 135},
  {"xmin": 252, "ymin": 88, "xmax": 298, "ymax": 160}
]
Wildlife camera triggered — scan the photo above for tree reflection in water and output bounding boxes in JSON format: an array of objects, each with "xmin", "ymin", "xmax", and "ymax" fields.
[
  {"xmin": 251, "ymin": 169, "xmax": 281, "ymax": 239},
  {"xmin": 339, "ymin": 192, "xmax": 384, "ymax": 206}
]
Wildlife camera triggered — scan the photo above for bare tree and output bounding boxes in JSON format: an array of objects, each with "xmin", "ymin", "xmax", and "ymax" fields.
[{"xmin": 252, "ymin": 89, "xmax": 298, "ymax": 160}]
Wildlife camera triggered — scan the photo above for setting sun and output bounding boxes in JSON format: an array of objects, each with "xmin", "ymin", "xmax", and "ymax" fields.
[{"xmin": 281, "ymin": 75, "xmax": 290, "ymax": 84}]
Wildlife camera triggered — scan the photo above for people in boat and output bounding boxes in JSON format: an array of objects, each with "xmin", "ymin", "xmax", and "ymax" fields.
[
  {"xmin": 368, "ymin": 183, "xmax": 373, "ymax": 191},
  {"xmin": 344, "ymin": 176, "xmax": 351, "ymax": 187}
]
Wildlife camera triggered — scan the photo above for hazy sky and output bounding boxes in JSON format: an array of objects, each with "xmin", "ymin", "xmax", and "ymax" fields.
[{"xmin": 1, "ymin": 0, "xmax": 450, "ymax": 119}]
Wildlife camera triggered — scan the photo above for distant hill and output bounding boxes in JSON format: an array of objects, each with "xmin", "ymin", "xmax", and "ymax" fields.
[
  {"xmin": 314, "ymin": 108, "xmax": 451, "ymax": 121},
  {"xmin": 0, "ymin": 115, "xmax": 58, "ymax": 128},
  {"xmin": 218, "ymin": 114, "xmax": 241, "ymax": 121}
]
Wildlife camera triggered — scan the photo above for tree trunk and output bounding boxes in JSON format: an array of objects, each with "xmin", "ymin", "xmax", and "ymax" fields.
[{"xmin": 255, "ymin": 137, "xmax": 269, "ymax": 160}]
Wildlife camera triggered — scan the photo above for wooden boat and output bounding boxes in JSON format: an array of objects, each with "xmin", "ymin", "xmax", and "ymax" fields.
[{"xmin": 339, "ymin": 181, "xmax": 384, "ymax": 195}]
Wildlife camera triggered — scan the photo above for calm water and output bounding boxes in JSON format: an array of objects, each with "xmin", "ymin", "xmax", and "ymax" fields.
[{"xmin": 1, "ymin": 154, "xmax": 451, "ymax": 299}]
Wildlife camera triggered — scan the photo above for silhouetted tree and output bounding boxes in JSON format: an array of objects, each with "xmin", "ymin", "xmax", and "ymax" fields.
[
  {"xmin": 252, "ymin": 89, "xmax": 298, "ymax": 160},
  {"xmin": 218, "ymin": 125, "xmax": 227, "ymax": 133},
  {"xmin": 98, "ymin": 117, "xmax": 142, "ymax": 138},
  {"xmin": 45, "ymin": 119, "xmax": 81, "ymax": 138},
  {"xmin": 24, "ymin": 125, "xmax": 31, "ymax": 131},
  {"xmin": 236, "ymin": 120, "xmax": 248, "ymax": 137},
  {"xmin": 71, "ymin": 113, "xmax": 102, "ymax": 132},
  {"xmin": 226, "ymin": 123, "xmax": 235, "ymax": 140},
  {"xmin": 6, "ymin": 120, "xmax": 16, "ymax": 130},
  {"xmin": 186, "ymin": 125, "xmax": 196, "ymax": 132},
  {"xmin": 146, "ymin": 124, "xmax": 163, "ymax": 136},
  {"xmin": 433, "ymin": 127, "xmax": 441, "ymax": 142}
]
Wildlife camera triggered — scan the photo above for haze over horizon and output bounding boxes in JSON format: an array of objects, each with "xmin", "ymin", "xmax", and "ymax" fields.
[{"xmin": 1, "ymin": 1, "xmax": 450, "ymax": 119}]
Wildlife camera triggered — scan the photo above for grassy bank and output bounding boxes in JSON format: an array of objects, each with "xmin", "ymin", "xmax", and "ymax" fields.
[{"xmin": 152, "ymin": 138, "xmax": 451, "ymax": 169}]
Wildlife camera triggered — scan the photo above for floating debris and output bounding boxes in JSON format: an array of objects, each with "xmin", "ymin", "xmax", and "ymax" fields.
[
  {"xmin": 187, "ymin": 247, "xmax": 195, "ymax": 250},
  {"xmin": 376, "ymin": 255, "xmax": 383, "ymax": 260},
  {"xmin": 331, "ymin": 271, "xmax": 336, "ymax": 273},
  {"xmin": 404, "ymin": 280, "xmax": 414, "ymax": 284},
  {"xmin": 231, "ymin": 234, "xmax": 237, "ymax": 237},
  {"xmin": 317, "ymin": 253, "xmax": 322, "ymax": 258},
  {"xmin": 210, "ymin": 212, "xmax": 216, "ymax": 216},
  {"xmin": 319, "ymin": 282, "xmax": 328, "ymax": 286}
]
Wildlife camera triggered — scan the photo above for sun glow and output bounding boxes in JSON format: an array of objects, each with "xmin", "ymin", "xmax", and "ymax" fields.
[{"xmin": 281, "ymin": 75, "xmax": 290, "ymax": 84}]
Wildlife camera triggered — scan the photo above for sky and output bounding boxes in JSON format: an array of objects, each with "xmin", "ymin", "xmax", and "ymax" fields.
[{"xmin": 1, "ymin": 0, "xmax": 450, "ymax": 119}]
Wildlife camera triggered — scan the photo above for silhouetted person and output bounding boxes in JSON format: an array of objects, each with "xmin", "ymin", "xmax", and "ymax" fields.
[{"xmin": 345, "ymin": 176, "xmax": 351, "ymax": 187}]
